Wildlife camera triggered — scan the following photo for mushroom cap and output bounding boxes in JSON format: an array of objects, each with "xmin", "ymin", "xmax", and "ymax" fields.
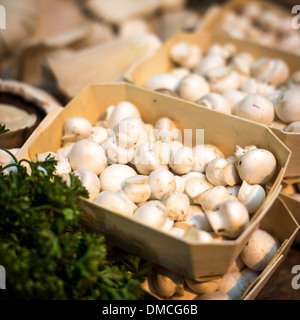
[
  {"xmin": 205, "ymin": 200, "xmax": 249, "ymax": 239},
  {"xmin": 250, "ymin": 58, "xmax": 290, "ymax": 86},
  {"xmin": 274, "ymin": 90, "xmax": 300, "ymax": 124},
  {"xmin": 206, "ymin": 66, "xmax": 240, "ymax": 94},
  {"xmin": 133, "ymin": 142, "xmax": 168, "ymax": 175},
  {"xmin": 193, "ymin": 185, "xmax": 232, "ymax": 211},
  {"xmin": 192, "ymin": 144, "xmax": 224, "ymax": 173},
  {"xmin": 169, "ymin": 41, "xmax": 202, "ymax": 69},
  {"xmin": 93, "ymin": 191, "xmax": 134, "ymax": 217},
  {"xmin": 99, "ymin": 163, "xmax": 137, "ymax": 192},
  {"xmin": 218, "ymin": 268, "xmax": 259, "ymax": 300},
  {"xmin": 169, "ymin": 145, "xmax": 195, "ymax": 175},
  {"xmin": 144, "ymin": 73, "xmax": 180, "ymax": 92},
  {"xmin": 68, "ymin": 139, "xmax": 107, "ymax": 175},
  {"xmin": 113, "ymin": 116, "xmax": 148, "ymax": 146},
  {"xmin": 240, "ymin": 228, "xmax": 280, "ymax": 271},
  {"xmin": 72, "ymin": 168, "xmax": 101, "ymax": 200},
  {"xmin": 194, "ymin": 54, "xmax": 226, "ymax": 76},
  {"xmin": 185, "ymin": 277, "xmax": 220, "ymax": 294},
  {"xmin": 162, "ymin": 190, "xmax": 190, "ymax": 221},
  {"xmin": 283, "ymin": 121, "xmax": 300, "ymax": 133},
  {"xmin": 196, "ymin": 92, "xmax": 231, "ymax": 114},
  {"xmin": 177, "ymin": 73, "xmax": 210, "ymax": 102},
  {"xmin": 106, "ymin": 100, "xmax": 141, "ymax": 129},
  {"xmin": 62, "ymin": 117, "xmax": 93, "ymax": 142},
  {"xmin": 236, "ymin": 148, "xmax": 276, "ymax": 185},
  {"xmin": 122, "ymin": 174, "xmax": 151, "ymax": 203},
  {"xmin": 132, "ymin": 200, "xmax": 168, "ymax": 229},
  {"xmin": 237, "ymin": 180, "xmax": 266, "ymax": 214},
  {"xmin": 234, "ymin": 94, "xmax": 275, "ymax": 125},
  {"xmin": 148, "ymin": 168, "xmax": 176, "ymax": 200}
]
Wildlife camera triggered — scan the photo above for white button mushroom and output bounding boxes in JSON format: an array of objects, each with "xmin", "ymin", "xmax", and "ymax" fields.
[
  {"xmin": 206, "ymin": 66, "xmax": 240, "ymax": 94},
  {"xmin": 205, "ymin": 200, "xmax": 249, "ymax": 239},
  {"xmin": 103, "ymin": 133, "xmax": 135, "ymax": 165},
  {"xmin": 99, "ymin": 163, "xmax": 137, "ymax": 192},
  {"xmin": 72, "ymin": 168, "xmax": 101, "ymax": 200},
  {"xmin": 177, "ymin": 73, "xmax": 210, "ymax": 102},
  {"xmin": 153, "ymin": 117, "xmax": 181, "ymax": 142},
  {"xmin": 62, "ymin": 116, "xmax": 93, "ymax": 142},
  {"xmin": 235, "ymin": 148, "xmax": 277, "ymax": 185},
  {"xmin": 192, "ymin": 144, "xmax": 224, "ymax": 173},
  {"xmin": 162, "ymin": 190, "xmax": 190, "ymax": 221},
  {"xmin": 240, "ymin": 228, "xmax": 280, "ymax": 271},
  {"xmin": 230, "ymin": 52, "xmax": 254, "ymax": 77},
  {"xmin": 169, "ymin": 41, "xmax": 202, "ymax": 70},
  {"xmin": 89, "ymin": 125, "xmax": 108, "ymax": 144},
  {"xmin": 148, "ymin": 169, "xmax": 176, "ymax": 200},
  {"xmin": 184, "ymin": 175, "xmax": 213, "ymax": 200},
  {"xmin": 113, "ymin": 116, "xmax": 148, "ymax": 147},
  {"xmin": 153, "ymin": 140, "xmax": 172, "ymax": 165},
  {"xmin": 222, "ymin": 89, "xmax": 247, "ymax": 113},
  {"xmin": 241, "ymin": 78, "xmax": 275, "ymax": 96},
  {"xmin": 193, "ymin": 185, "xmax": 233, "ymax": 211},
  {"xmin": 233, "ymin": 94, "xmax": 275, "ymax": 125},
  {"xmin": 133, "ymin": 142, "xmax": 168, "ymax": 175},
  {"xmin": 121, "ymin": 175, "xmax": 151, "ymax": 204},
  {"xmin": 274, "ymin": 90, "xmax": 300, "ymax": 124},
  {"xmin": 144, "ymin": 73, "xmax": 180, "ymax": 92},
  {"xmin": 196, "ymin": 92, "xmax": 231, "ymax": 115},
  {"xmin": 283, "ymin": 121, "xmax": 300, "ymax": 133},
  {"xmin": 153, "ymin": 266, "xmax": 184, "ymax": 298},
  {"xmin": 250, "ymin": 57, "xmax": 290, "ymax": 86},
  {"xmin": 194, "ymin": 54, "xmax": 226, "ymax": 77},
  {"xmin": 237, "ymin": 180, "xmax": 266, "ymax": 214},
  {"xmin": 93, "ymin": 191, "xmax": 134, "ymax": 217},
  {"xmin": 169, "ymin": 145, "xmax": 195, "ymax": 175},
  {"xmin": 106, "ymin": 100, "xmax": 141, "ymax": 129},
  {"xmin": 132, "ymin": 200, "xmax": 168, "ymax": 229},
  {"xmin": 218, "ymin": 268, "xmax": 259, "ymax": 300},
  {"xmin": 68, "ymin": 139, "xmax": 108, "ymax": 175},
  {"xmin": 184, "ymin": 277, "xmax": 221, "ymax": 295}
]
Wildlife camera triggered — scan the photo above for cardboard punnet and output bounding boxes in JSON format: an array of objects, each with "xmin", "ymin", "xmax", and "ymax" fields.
[
  {"xmin": 17, "ymin": 82, "xmax": 291, "ymax": 280},
  {"xmin": 142, "ymin": 197, "xmax": 299, "ymax": 300},
  {"xmin": 123, "ymin": 31, "xmax": 300, "ymax": 178}
]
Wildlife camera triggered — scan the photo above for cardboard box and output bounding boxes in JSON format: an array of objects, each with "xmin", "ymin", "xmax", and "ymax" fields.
[
  {"xmin": 142, "ymin": 197, "xmax": 299, "ymax": 300},
  {"xmin": 17, "ymin": 82, "xmax": 291, "ymax": 280},
  {"xmin": 123, "ymin": 31, "xmax": 300, "ymax": 178}
]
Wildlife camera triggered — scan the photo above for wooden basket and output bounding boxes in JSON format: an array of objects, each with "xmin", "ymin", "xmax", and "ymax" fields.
[
  {"xmin": 123, "ymin": 31, "xmax": 300, "ymax": 178},
  {"xmin": 17, "ymin": 82, "xmax": 291, "ymax": 280}
]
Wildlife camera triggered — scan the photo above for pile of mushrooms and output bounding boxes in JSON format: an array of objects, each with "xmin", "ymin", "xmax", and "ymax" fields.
[
  {"xmin": 37, "ymin": 100, "xmax": 278, "ymax": 244},
  {"xmin": 215, "ymin": 3, "xmax": 300, "ymax": 55},
  {"xmin": 144, "ymin": 41, "xmax": 300, "ymax": 133},
  {"xmin": 152, "ymin": 227, "xmax": 280, "ymax": 300}
]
